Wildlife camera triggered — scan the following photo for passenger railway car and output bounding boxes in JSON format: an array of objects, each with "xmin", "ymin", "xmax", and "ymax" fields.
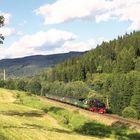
[{"xmin": 46, "ymin": 94, "xmax": 106, "ymax": 114}]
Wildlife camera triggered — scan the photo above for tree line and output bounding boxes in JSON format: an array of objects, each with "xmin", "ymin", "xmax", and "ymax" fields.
[
  {"xmin": 47, "ymin": 31, "xmax": 140, "ymax": 82},
  {"xmin": 0, "ymin": 71, "xmax": 140, "ymax": 119}
]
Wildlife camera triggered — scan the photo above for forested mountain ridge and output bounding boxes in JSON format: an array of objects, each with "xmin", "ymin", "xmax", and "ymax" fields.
[
  {"xmin": 0, "ymin": 51, "xmax": 84, "ymax": 78},
  {"xmin": 51, "ymin": 31, "xmax": 140, "ymax": 82}
]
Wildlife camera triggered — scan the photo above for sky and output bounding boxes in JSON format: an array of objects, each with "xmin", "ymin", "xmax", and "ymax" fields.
[{"xmin": 0, "ymin": 0, "xmax": 140, "ymax": 59}]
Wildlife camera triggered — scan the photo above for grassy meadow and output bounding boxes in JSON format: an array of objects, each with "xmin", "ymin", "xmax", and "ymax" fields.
[
  {"xmin": 0, "ymin": 88, "xmax": 101, "ymax": 140},
  {"xmin": 0, "ymin": 88, "xmax": 139, "ymax": 140}
]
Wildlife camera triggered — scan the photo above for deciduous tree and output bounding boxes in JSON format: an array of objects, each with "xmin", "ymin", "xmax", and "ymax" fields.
[{"xmin": 0, "ymin": 16, "xmax": 4, "ymax": 44}]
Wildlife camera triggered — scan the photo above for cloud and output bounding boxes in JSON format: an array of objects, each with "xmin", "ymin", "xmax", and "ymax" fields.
[
  {"xmin": 48, "ymin": 40, "xmax": 96, "ymax": 54},
  {"xmin": 35, "ymin": 0, "xmax": 140, "ymax": 30},
  {"xmin": 34, "ymin": 0, "xmax": 105, "ymax": 24},
  {"xmin": 1, "ymin": 29, "xmax": 77, "ymax": 58},
  {"xmin": 0, "ymin": 47, "xmax": 6, "ymax": 59},
  {"xmin": 0, "ymin": 28, "xmax": 104, "ymax": 59},
  {"xmin": 0, "ymin": 27, "xmax": 16, "ymax": 37},
  {"xmin": 39, "ymin": 38, "xmax": 104, "ymax": 55}
]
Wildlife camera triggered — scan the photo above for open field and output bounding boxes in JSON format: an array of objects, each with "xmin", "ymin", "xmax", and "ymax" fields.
[
  {"xmin": 0, "ymin": 88, "xmax": 140, "ymax": 140},
  {"xmin": 0, "ymin": 88, "xmax": 107, "ymax": 140}
]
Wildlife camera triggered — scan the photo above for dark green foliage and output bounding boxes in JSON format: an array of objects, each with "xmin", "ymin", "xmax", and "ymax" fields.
[
  {"xmin": 0, "ymin": 16, "xmax": 4, "ymax": 27},
  {"xmin": 41, "ymin": 83, "xmax": 50, "ymax": 96},
  {"xmin": 128, "ymin": 133, "xmax": 140, "ymax": 140},
  {"xmin": 16, "ymin": 80, "xmax": 27, "ymax": 91},
  {"xmin": 135, "ymin": 57, "xmax": 140, "ymax": 71},
  {"xmin": 107, "ymin": 75, "xmax": 124, "ymax": 114},
  {"xmin": 5, "ymin": 79, "xmax": 16, "ymax": 90},
  {"xmin": 122, "ymin": 107, "xmax": 138, "ymax": 119},
  {"xmin": 116, "ymin": 47, "xmax": 135, "ymax": 72},
  {"xmin": 27, "ymin": 80, "xmax": 42, "ymax": 95},
  {"xmin": 131, "ymin": 77, "xmax": 140, "ymax": 118},
  {"xmin": 104, "ymin": 72, "xmax": 138, "ymax": 116},
  {"xmin": 0, "ymin": 15, "xmax": 4, "ymax": 44},
  {"xmin": 0, "ymin": 80, "xmax": 6, "ymax": 87},
  {"xmin": 41, "ymin": 81, "xmax": 90, "ymax": 98},
  {"xmin": 0, "ymin": 34, "xmax": 4, "ymax": 44},
  {"xmin": 131, "ymin": 95, "xmax": 140, "ymax": 118}
]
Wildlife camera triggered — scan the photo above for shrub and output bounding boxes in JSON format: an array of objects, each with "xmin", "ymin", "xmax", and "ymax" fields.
[
  {"xmin": 27, "ymin": 80, "xmax": 42, "ymax": 95},
  {"xmin": 122, "ymin": 106, "xmax": 138, "ymax": 119}
]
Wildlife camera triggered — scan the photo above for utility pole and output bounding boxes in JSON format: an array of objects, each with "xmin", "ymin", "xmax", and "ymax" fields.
[{"xmin": 3, "ymin": 69, "xmax": 5, "ymax": 80}]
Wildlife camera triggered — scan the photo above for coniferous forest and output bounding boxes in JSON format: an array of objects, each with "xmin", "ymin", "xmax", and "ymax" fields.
[{"xmin": 1, "ymin": 31, "xmax": 140, "ymax": 119}]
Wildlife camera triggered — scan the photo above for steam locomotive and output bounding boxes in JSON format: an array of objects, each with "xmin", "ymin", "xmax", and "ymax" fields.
[{"xmin": 46, "ymin": 94, "xmax": 106, "ymax": 114}]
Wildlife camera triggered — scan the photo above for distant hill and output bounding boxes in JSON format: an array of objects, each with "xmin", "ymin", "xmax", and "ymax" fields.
[{"xmin": 0, "ymin": 52, "xmax": 84, "ymax": 78}]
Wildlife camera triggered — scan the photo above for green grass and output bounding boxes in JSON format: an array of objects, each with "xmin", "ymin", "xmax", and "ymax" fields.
[
  {"xmin": 14, "ymin": 91, "xmax": 47, "ymax": 109},
  {"xmin": 0, "ymin": 88, "xmax": 140, "ymax": 140},
  {"xmin": 0, "ymin": 89, "xmax": 101, "ymax": 140}
]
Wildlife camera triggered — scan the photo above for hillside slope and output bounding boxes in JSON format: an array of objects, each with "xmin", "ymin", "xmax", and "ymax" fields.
[
  {"xmin": 0, "ymin": 88, "xmax": 139, "ymax": 140},
  {"xmin": 0, "ymin": 89, "xmax": 100, "ymax": 140},
  {"xmin": 0, "ymin": 52, "xmax": 83, "ymax": 78}
]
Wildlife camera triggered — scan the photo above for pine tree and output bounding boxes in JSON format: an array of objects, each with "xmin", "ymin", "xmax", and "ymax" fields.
[{"xmin": 116, "ymin": 47, "xmax": 135, "ymax": 73}]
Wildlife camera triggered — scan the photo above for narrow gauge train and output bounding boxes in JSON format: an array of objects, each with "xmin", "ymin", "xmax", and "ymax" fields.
[{"xmin": 46, "ymin": 94, "xmax": 106, "ymax": 114}]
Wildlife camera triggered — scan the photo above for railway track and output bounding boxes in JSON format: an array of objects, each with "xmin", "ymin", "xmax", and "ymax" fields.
[
  {"xmin": 40, "ymin": 96, "xmax": 140, "ymax": 130},
  {"xmin": 103, "ymin": 113, "xmax": 140, "ymax": 129}
]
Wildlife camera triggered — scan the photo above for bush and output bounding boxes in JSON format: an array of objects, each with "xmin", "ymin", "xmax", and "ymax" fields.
[
  {"xmin": 122, "ymin": 106, "xmax": 138, "ymax": 119},
  {"xmin": 16, "ymin": 80, "xmax": 27, "ymax": 91},
  {"xmin": 27, "ymin": 80, "xmax": 42, "ymax": 95},
  {"xmin": 0, "ymin": 80, "xmax": 6, "ymax": 87}
]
